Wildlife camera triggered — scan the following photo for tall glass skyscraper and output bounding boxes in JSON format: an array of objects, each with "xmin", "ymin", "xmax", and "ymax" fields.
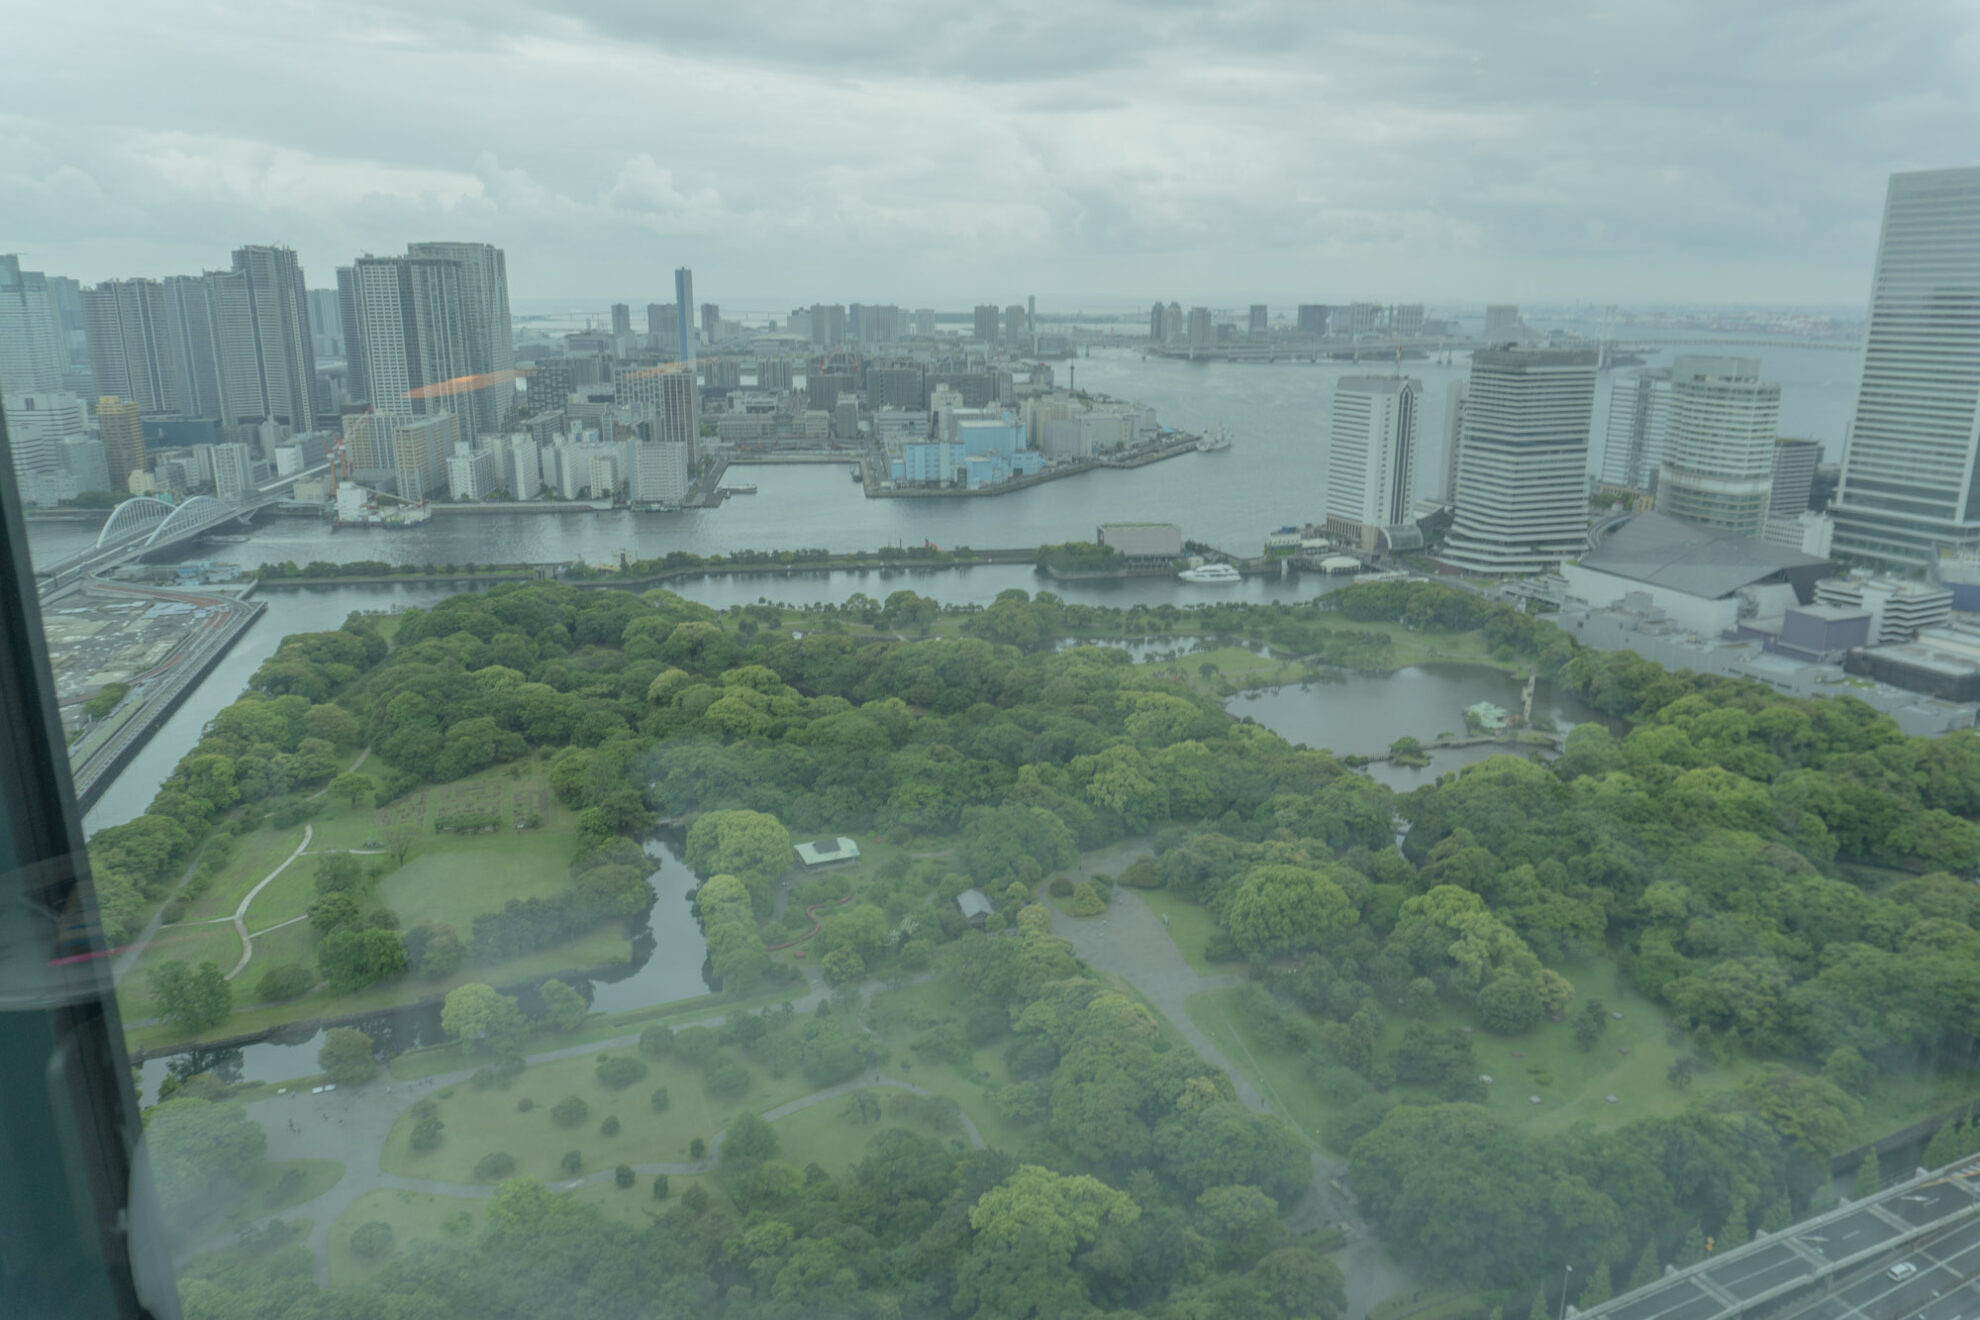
[
  {"xmin": 1831, "ymin": 167, "xmax": 1980, "ymax": 568},
  {"xmin": 674, "ymin": 267, "xmax": 696, "ymax": 365}
]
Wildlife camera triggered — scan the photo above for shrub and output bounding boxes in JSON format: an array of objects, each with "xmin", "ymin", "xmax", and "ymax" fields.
[
  {"xmin": 410, "ymin": 1115, "xmax": 444, "ymax": 1151},
  {"xmin": 1067, "ymin": 881, "xmax": 1106, "ymax": 917},
  {"xmin": 637, "ymin": 1025, "xmax": 675, "ymax": 1058},
  {"xmin": 265, "ymin": 1167, "xmax": 307, "ymax": 1208},
  {"xmin": 470, "ymin": 1068, "xmax": 498, "ymax": 1090},
  {"xmin": 349, "ymin": 1221, "xmax": 394, "ymax": 1260},
  {"xmin": 516, "ymin": 1097, "xmax": 535, "ymax": 1112},
  {"xmin": 688, "ymin": 1137, "xmax": 707, "ymax": 1160},
  {"xmin": 473, "ymin": 1152, "xmax": 516, "ymax": 1180},
  {"xmin": 561, "ymin": 1150, "xmax": 582, "ymax": 1176},
  {"xmin": 705, "ymin": 1055, "xmax": 750, "ymax": 1100},
  {"xmin": 551, "ymin": 1095, "xmax": 589, "ymax": 1128},
  {"xmin": 256, "ymin": 964, "xmax": 313, "ymax": 1002},
  {"xmin": 1048, "ymin": 877, "xmax": 1075, "ymax": 898},
  {"xmin": 652, "ymin": 1173, "xmax": 670, "ymax": 1200},
  {"xmin": 595, "ymin": 1056, "xmax": 648, "ymax": 1090},
  {"xmin": 674, "ymin": 1026, "xmax": 718, "ymax": 1063},
  {"xmin": 650, "ymin": 1087, "xmax": 670, "ymax": 1112},
  {"xmin": 615, "ymin": 1163, "xmax": 635, "ymax": 1188},
  {"xmin": 601, "ymin": 1115, "xmax": 621, "ymax": 1136},
  {"xmin": 681, "ymin": 1183, "xmax": 710, "ymax": 1213}
]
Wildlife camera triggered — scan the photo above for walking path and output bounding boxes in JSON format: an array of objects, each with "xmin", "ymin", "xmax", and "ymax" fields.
[
  {"xmin": 224, "ymin": 824, "xmax": 313, "ymax": 981},
  {"xmin": 1043, "ymin": 870, "xmax": 1376, "ymax": 1264}
]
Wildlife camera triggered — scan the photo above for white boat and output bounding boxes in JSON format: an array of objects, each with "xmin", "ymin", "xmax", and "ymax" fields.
[
  {"xmin": 1177, "ymin": 562, "xmax": 1242, "ymax": 584},
  {"xmin": 1197, "ymin": 426, "xmax": 1232, "ymax": 453}
]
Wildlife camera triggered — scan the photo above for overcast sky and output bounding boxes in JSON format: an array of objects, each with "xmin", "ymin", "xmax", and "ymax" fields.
[{"xmin": 4, "ymin": 0, "xmax": 1976, "ymax": 309}]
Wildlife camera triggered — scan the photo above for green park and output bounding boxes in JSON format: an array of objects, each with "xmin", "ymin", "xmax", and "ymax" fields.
[{"xmin": 100, "ymin": 575, "xmax": 1980, "ymax": 1320}]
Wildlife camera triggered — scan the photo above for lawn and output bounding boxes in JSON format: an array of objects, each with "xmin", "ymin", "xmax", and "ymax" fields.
[
  {"xmin": 379, "ymin": 1043, "xmax": 815, "ymax": 1185},
  {"xmin": 1321, "ymin": 619, "xmax": 1520, "ymax": 673},
  {"xmin": 1136, "ymin": 888, "xmax": 1229, "ymax": 976},
  {"xmin": 570, "ymin": 1170, "xmax": 719, "ymax": 1227},
  {"xmin": 121, "ymin": 923, "xmax": 632, "ymax": 1053},
  {"xmin": 1438, "ymin": 959, "xmax": 1761, "ymax": 1136},
  {"xmin": 1186, "ymin": 987, "xmax": 1335, "ymax": 1146},
  {"xmin": 241, "ymin": 918, "xmax": 316, "ymax": 985},
  {"xmin": 180, "ymin": 826, "xmax": 308, "ymax": 924},
  {"xmin": 173, "ymin": 1159, "xmax": 344, "ymax": 1247},
  {"xmin": 120, "ymin": 756, "xmax": 639, "ymax": 1052},
  {"xmin": 117, "ymin": 922, "xmax": 243, "ymax": 1021},
  {"xmin": 771, "ymin": 1087, "xmax": 977, "ymax": 1174},
  {"xmin": 328, "ymin": 1188, "xmax": 482, "ymax": 1286},
  {"xmin": 1186, "ymin": 954, "xmax": 1770, "ymax": 1152},
  {"xmin": 385, "ymin": 987, "xmax": 801, "ymax": 1082},
  {"xmin": 1143, "ymin": 644, "xmax": 1310, "ymax": 695},
  {"xmin": 380, "ymin": 828, "xmax": 576, "ymax": 929},
  {"xmin": 865, "ymin": 979, "xmax": 1032, "ymax": 1150}
]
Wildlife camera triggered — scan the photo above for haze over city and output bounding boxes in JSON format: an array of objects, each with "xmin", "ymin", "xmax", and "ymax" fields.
[{"xmin": 6, "ymin": 0, "xmax": 1979, "ymax": 304}]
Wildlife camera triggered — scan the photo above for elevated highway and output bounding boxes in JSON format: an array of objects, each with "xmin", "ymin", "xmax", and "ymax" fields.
[{"xmin": 1578, "ymin": 1158, "xmax": 1980, "ymax": 1320}]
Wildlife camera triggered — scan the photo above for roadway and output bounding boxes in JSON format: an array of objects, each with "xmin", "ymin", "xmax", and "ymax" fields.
[
  {"xmin": 1585, "ymin": 1161, "xmax": 1980, "ymax": 1320},
  {"xmin": 64, "ymin": 578, "xmax": 263, "ymax": 809}
]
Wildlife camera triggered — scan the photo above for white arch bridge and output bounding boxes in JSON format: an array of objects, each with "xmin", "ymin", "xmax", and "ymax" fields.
[
  {"xmin": 36, "ymin": 462, "xmax": 332, "ymax": 595},
  {"xmin": 92, "ymin": 495, "xmax": 246, "ymax": 550}
]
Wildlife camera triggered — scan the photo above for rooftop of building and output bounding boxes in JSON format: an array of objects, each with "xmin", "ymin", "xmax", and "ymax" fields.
[{"xmin": 1578, "ymin": 512, "xmax": 1831, "ymax": 600}]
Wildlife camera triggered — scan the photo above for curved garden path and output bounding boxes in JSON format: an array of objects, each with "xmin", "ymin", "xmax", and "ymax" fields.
[{"xmin": 224, "ymin": 823, "xmax": 313, "ymax": 981}]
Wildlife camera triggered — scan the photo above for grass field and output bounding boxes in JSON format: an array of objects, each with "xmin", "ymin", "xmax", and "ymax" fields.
[
  {"xmin": 117, "ymin": 923, "xmax": 243, "ymax": 1020},
  {"xmin": 1143, "ymin": 644, "xmax": 1312, "ymax": 695},
  {"xmin": 1326, "ymin": 619, "xmax": 1522, "ymax": 672},
  {"xmin": 122, "ymin": 924, "xmax": 632, "ymax": 1053},
  {"xmin": 571, "ymin": 1169, "xmax": 716, "ymax": 1227},
  {"xmin": 866, "ymin": 979, "xmax": 1032, "ymax": 1150},
  {"xmin": 385, "ymin": 987, "xmax": 800, "ymax": 1081},
  {"xmin": 181, "ymin": 827, "xmax": 309, "ymax": 924},
  {"xmin": 380, "ymin": 829, "xmax": 575, "ymax": 929},
  {"xmin": 379, "ymin": 1043, "xmax": 814, "ymax": 1185},
  {"xmin": 328, "ymin": 1188, "xmax": 482, "ymax": 1286},
  {"xmin": 1136, "ymin": 888, "xmax": 1228, "ymax": 975},
  {"xmin": 1185, "ymin": 954, "xmax": 1770, "ymax": 1151},
  {"xmin": 119, "ymin": 757, "xmax": 642, "ymax": 1051},
  {"xmin": 771, "ymin": 1087, "xmax": 977, "ymax": 1173},
  {"xmin": 185, "ymin": 1159, "xmax": 344, "ymax": 1246}
]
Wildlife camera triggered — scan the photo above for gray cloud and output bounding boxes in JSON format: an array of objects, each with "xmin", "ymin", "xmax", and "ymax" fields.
[{"xmin": 2, "ymin": 0, "xmax": 1975, "ymax": 306}]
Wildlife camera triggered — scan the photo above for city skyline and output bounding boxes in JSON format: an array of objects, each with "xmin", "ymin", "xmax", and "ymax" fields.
[{"xmin": 5, "ymin": 2, "xmax": 1977, "ymax": 305}]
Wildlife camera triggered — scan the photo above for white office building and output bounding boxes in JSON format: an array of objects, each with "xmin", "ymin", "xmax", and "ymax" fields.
[
  {"xmin": 1439, "ymin": 349, "xmax": 1598, "ymax": 575},
  {"xmin": 1815, "ymin": 575, "xmax": 1954, "ymax": 644},
  {"xmin": 630, "ymin": 437, "xmax": 690, "ymax": 506},
  {"xmin": 445, "ymin": 440, "xmax": 497, "ymax": 501},
  {"xmin": 1832, "ymin": 167, "xmax": 1980, "ymax": 567},
  {"xmin": 211, "ymin": 442, "xmax": 256, "ymax": 503},
  {"xmin": 498, "ymin": 434, "xmax": 541, "ymax": 498},
  {"xmin": 1324, "ymin": 376, "xmax": 1420, "ymax": 550},
  {"xmin": 1655, "ymin": 357, "xmax": 1781, "ymax": 535}
]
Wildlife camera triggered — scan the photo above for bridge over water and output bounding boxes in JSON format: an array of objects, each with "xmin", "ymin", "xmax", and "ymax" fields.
[
  {"xmin": 1139, "ymin": 337, "xmax": 1860, "ymax": 364},
  {"xmin": 34, "ymin": 463, "xmax": 331, "ymax": 594}
]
